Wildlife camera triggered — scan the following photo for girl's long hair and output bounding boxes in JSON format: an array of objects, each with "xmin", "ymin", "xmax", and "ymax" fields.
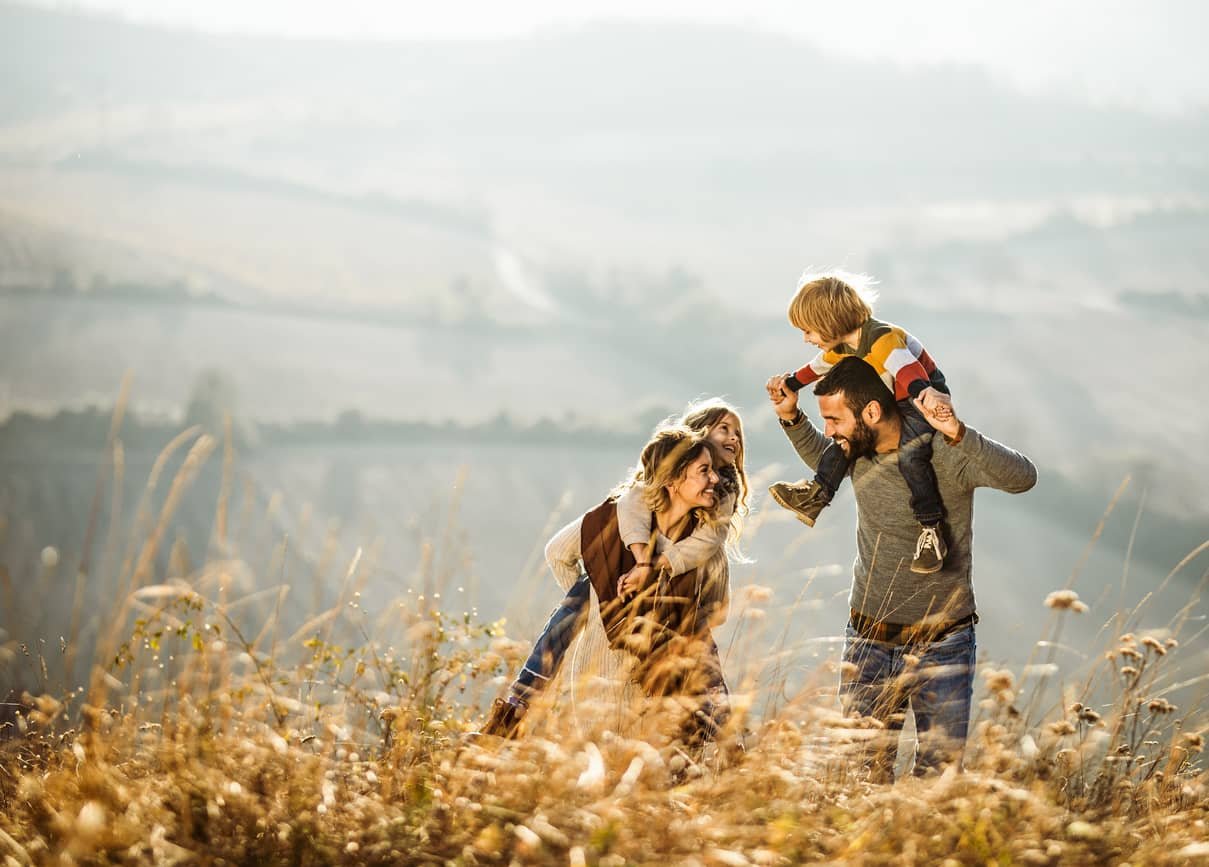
[
  {"xmin": 614, "ymin": 397, "xmax": 750, "ymax": 561},
  {"xmin": 679, "ymin": 398, "xmax": 749, "ymax": 562}
]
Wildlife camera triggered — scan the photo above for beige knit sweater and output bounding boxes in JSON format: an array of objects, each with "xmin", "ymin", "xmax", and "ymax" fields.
[{"xmin": 546, "ymin": 485, "xmax": 733, "ymax": 730}]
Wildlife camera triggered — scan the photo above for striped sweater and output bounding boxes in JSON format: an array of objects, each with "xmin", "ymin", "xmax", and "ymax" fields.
[{"xmin": 786, "ymin": 317, "xmax": 948, "ymax": 401}]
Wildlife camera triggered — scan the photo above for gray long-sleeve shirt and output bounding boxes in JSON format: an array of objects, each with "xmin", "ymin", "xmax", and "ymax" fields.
[{"xmin": 782, "ymin": 415, "xmax": 1037, "ymax": 625}]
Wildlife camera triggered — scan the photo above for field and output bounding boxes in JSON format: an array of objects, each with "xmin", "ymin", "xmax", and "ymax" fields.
[{"xmin": 1, "ymin": 420, "xmax": 1206, "ymax": 865}]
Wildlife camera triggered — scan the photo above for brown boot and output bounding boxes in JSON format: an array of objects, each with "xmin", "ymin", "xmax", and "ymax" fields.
[
  {"xmin": 768, "ymin": 480, "xmax": 830, "ymax": 527},
  {"xmin": 910, "ymin": 524, "xmax": 947, "ymax": 574},
  {"xmin": 477, "ymin": 698, "xmax": 524, "ymax": 739}
]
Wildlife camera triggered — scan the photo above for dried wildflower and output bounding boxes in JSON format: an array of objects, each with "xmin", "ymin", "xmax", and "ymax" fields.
[
  {"xmin": 1120, "ymin": 666, "xmax": 1138, "ymax": 677},
  {"xmin": 1048, "ymin": 720, "xmax": 1077, "ymax": 737},
  {"xmin": 1142, "ymin": 636, "xmax": 1167, "ymax": 656},
  {"xmin": 1077, "ymin": 706, "xmax": 1103, "ymax": 725},
  {"xmin": 1044, "ymin": 590, "xmax": 1088, "ymax": 613},
  {"xmin": 982, "ymin": 668, "xmax": 1015, "ymax": 693},
  {"xmin": 742, "ymin": 584, "xmax": 772, "ymax": 602},
  {"xmin": 1165, "ymin": 638, "xmax": 1179, "ymax": 649},
  {"xmin": 1182, "ymin": 732, "xmax": 1204, "ymax": 753},
  {"xmin": 1120, "ymin": 647, "xmax": 1143, "ymax": 662},
  {"xmin": 1147, "ymin": 698, "xmax": 1176, "ymax": 714}
]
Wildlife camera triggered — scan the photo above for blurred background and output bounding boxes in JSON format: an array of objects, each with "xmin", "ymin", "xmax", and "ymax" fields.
[{"xmin": 1, "ymin": 0, "xmax": 1206, "ymax": 707}]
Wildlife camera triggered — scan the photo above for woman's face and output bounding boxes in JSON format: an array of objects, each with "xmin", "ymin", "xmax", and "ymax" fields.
[
  {"xmin": 669, "ymin": 448, "xmax": 719, "ymax": 510},
  {"xmin": 706, "ymin": 412, "xmax": 742, "ymax": 467}
]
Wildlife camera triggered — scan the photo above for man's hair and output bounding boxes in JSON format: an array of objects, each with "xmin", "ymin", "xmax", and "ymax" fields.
[
  {"xmin": 787, "ymin": 270, "xmax": 877, "ymax": 341},
  {"xmin": 813, "ymin": 356, "xmax": 896, "ymax": 419}
]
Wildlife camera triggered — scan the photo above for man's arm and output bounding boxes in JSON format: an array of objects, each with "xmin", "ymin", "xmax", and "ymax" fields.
[
  {"xmin": 914, "ymin": 399, "xmax": 1037, "ymax": 493},
  {"xmin": 769, "ymin": 376, "xmax": 829, "ymax": 471}
]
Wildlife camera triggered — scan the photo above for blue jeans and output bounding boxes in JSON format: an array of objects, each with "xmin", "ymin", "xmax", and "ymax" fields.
[
  {"xmin": 511, "ymin": 574, "xmax": 593, "ymax": 702},
  {"xmin": 814, "ymin": 397, "xmax": 945, "ymax": 526},
  {"xmin": 840, "ymin": 621, "xmax": 976, "ymax": 780}
]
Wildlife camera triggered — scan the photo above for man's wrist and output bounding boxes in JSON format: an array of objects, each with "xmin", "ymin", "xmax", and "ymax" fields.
[
  {"xmin": 778, "ymin": 409, "xmax": 805, "ymax": 428},
  {"xmin": 942, "ymin": 421, "xmax": 967, "ymax": 445}
]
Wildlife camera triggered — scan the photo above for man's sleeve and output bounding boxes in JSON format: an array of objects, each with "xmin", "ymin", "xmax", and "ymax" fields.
[
  {"xmin": 943, "ymin": 426, "xmax": 1038, "ymax": 493},
  {"xmin": 781, "ymin": 411, "xmax": 830, "ymax": 472}
]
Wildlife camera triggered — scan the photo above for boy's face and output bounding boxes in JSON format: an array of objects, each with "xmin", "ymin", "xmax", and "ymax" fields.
[{"xmin": 801, "ymin": 327, "xmax": 839, "ymax": 351}]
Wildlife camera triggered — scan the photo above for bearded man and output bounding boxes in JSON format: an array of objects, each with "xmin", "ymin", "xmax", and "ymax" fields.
[{"xmin": 769, "ymin": 356, "xmax": 1037, "ymax": 779}]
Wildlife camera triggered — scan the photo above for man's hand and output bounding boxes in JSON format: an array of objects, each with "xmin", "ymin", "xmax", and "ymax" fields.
[
  {"xmin": 918, "ymin": 386, "xmax": 954, "ymax": 421},
  {"xmin": 767, "ymin": 374, "xmax": 800, "ymax": 422},
  {"xmin": 913, "ymin": 393, "xmax": 962, "ymax": 439}
]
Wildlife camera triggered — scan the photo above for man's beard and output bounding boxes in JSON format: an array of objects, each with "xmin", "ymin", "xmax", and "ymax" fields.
[{"xmin": 834, "ymin": 416, "xmax": 878, "ymax": 459}]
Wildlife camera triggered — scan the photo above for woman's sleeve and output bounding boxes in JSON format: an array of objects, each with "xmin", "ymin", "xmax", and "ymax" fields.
[
  {"xmin": 661, "ymin": 494, "xmax": 733, "ymax": 575},
  {"xmin": 544, "ymin": 516, "xmax": 584, "ymax": 592},
  {"xmin": 616, "ymin": 484, "xmax": 652, "ymax": 548},
  {"xmin": 699, "ymin": 552, "xmax": 731, "ymax": 627}
]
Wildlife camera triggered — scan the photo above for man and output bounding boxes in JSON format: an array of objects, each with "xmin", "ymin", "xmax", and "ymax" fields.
[{"xmin": 769, "ymin": 356, "xmax": 1037, "ymax": 779}]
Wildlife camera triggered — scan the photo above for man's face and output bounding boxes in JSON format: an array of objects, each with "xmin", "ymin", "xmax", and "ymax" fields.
[{"xmin": 817, "ymin": 392, "xmax": 878, "ymax": 459}]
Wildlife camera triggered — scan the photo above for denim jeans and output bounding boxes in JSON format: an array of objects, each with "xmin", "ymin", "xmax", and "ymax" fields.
[
  {"xmin": 839, "ymin": 621, "xmax": 976, "ymax": 780},
  {"xmin": 511, "ymin": 573, "xmax": 593, "ymax": 702},
  {"xmin": 813, "ymin": 397, "xmax": 945, "ymax": 527}
]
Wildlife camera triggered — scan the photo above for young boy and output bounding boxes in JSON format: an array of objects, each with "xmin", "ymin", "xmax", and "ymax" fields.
[{"xmin": 767, "ymin": 271, "xmax": 954, "ymax": 574}]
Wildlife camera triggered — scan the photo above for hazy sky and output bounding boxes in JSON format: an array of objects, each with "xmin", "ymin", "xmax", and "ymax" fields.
[{"xmin": 40, "ymin": 0, "xmax": 1209, "ymax": 113}]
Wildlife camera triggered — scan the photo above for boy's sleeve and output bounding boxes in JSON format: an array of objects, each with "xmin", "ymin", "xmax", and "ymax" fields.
[
  {"xmin": 661, "ymin": 494, "xmax": 733, "ymax": 575},
  {"xmin": 781, "ymin": 410, "xmax": 830, "ymax": 472},
  {"xmin": 544, "ymin": 517, "xmax": 584, "ymax": 591},
  {"xmin": 616, "ymin": 485, "xmax": 652, "ymax": 548},
  {"xmin": 785, "ymin": 350, "xmax": 832, "ymax": 393},
  {"xmin": 943, "ymin": 426, "xmax": 1038, "ymax": 494},
  {"xmin": 869, "ymin": 328, "xmax": 947, "ymax": 399}
]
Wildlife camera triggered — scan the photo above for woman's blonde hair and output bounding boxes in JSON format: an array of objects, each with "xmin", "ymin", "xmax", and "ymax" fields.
[
  {"xmin": 632, "ymin": 425, "xmax": 712, "ymax": 518},
  {"xmin": 787, "ymin": 270, "xmax": 878, "ymax": 341}
]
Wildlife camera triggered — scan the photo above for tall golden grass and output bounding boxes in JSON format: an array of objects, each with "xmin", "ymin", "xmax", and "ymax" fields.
[{"xmin": 1, "ymin": 417, "xmax": 1206, "ymax": 865}]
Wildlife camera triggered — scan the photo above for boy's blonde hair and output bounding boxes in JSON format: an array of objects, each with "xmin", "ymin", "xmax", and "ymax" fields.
[{"xmin": 787, "ymin": 270, "xmax": 878, "ymax": 340}]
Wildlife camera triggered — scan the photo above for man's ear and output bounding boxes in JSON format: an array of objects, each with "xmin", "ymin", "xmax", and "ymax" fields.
[{"xmin": 862, "ymin": 400, "xmax": 883, "ymax": 425}]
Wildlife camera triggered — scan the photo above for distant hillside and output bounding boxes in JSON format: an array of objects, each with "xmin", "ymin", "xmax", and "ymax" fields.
[{"xmin": 2, "ymin": 2, "xmax": 1208, "ymax": 315}]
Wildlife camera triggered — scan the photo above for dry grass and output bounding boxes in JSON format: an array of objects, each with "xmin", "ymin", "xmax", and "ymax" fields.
[{"xmin": 1, "ymin": 426, "xmax": 1207, "ymax": 865}]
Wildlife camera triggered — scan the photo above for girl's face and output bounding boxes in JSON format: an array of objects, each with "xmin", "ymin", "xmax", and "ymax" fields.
[
  {"xmin": 669, "ymin": 448, "xmax": 719, "ymax": 510},
  {"xmin": 706, "ymin": 412, "xmax": 742, "ymax": 467}
]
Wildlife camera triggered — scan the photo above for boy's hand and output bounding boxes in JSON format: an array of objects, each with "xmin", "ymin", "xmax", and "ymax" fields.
[{"xmin": 765, "ymin": 374, "xmax": 789, "ymax": 400}]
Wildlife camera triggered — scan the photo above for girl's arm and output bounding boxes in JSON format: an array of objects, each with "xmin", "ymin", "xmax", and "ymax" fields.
[
  {"xmin": 543, "ymin": 517, "xmax": 584, "ymax": 592},
  {"xmin": 661, "ymin": 494, "xmax": 733, "ymax": 575},
  {"xmin": 618, "ymin": 485, "xmax": 732, "ymax": 574}
]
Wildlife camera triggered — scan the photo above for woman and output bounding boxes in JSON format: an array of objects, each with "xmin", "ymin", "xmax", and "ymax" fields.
[{"xmin": 481, "ymin": 402, "xmax": 748, "ymax": 751}]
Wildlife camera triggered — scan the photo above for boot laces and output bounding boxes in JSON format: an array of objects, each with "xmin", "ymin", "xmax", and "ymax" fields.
[{"xmin": 915, "ymin": 525, "xmax": 942, "ymax": 560}]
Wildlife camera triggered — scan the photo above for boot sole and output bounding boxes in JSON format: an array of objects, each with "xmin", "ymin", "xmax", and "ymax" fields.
[
  {"xmin": 909, "ymin": 560, "xmax": 944, "ymax": 575},
  {"xmin": 768, "ymin": 488, "xmax": 818, "ymax": 527}
]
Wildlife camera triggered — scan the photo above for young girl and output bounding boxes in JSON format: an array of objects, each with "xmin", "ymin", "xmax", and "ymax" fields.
[{"xmin": 480, "ymin": 399, "xmax": 749, "ymax": 744}]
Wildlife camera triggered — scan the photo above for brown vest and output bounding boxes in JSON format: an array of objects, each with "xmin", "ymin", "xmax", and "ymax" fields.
[{"xmin": 580, "ymin": 498, "xmax": 705, "ymax": 654}]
